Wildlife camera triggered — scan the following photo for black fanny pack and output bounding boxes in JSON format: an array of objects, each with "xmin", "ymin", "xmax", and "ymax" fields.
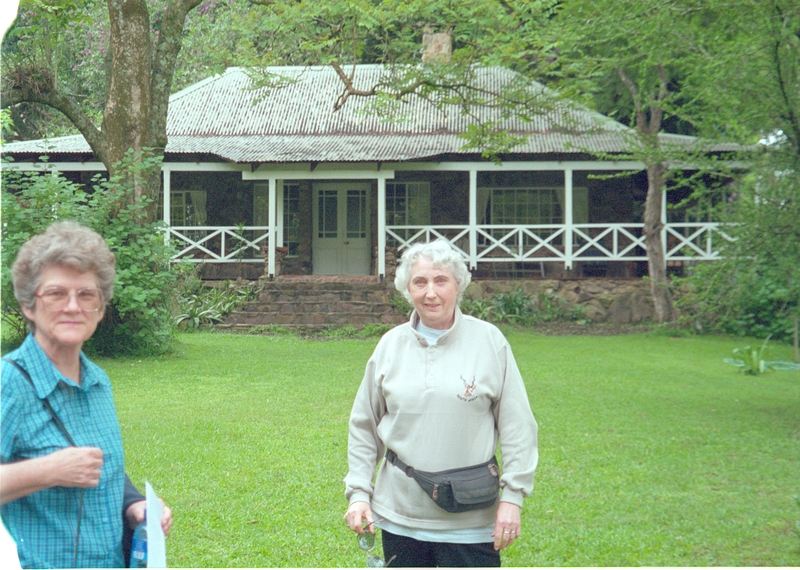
[{"xmin": 385, "ymin": 449, "xmax": 500, "ymax": 513}]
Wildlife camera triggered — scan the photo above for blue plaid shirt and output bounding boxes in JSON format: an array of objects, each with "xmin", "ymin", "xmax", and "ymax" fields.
[{"xmin": 1, "ymin": 334, "xmax": 126, "ymax": 568}]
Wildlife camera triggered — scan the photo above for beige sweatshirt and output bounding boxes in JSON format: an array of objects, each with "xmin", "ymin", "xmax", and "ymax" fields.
[{"xmin": 344, "ymin": 309, "xmax": 538, "ymax": 530}]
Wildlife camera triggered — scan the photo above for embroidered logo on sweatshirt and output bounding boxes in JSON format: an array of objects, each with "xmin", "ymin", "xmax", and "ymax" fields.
[{"xmin": 458, "ymin": 375, "xmax": 478, "ymax": 402}]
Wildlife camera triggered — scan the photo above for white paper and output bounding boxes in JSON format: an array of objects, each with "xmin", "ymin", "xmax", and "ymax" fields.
[
  {"xmin": 0, "ymin": 519, "xmax": 21, "ymax": 570},
  {"xmin": 145, "ymin": 482, "xmax": 167, "ymax": 568}
]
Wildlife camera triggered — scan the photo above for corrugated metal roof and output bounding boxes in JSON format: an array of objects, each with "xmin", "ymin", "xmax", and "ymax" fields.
[{"xmin": 2, "ymin": 66, "xmax": 737, "ymax": 162}]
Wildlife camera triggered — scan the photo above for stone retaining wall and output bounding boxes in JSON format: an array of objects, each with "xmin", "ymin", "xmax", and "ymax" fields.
[{"xmin": 465, "ymin": 278, "xmax": 656, "ymax": 324}]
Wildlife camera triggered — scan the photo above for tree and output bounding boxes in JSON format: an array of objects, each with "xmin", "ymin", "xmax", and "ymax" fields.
[
  {"xmin": 675, "ymin": 0, "xmax": 800, "ymax": 358},
  {"xmin": 686, "ymin": 0, "xmax": 800, "ymax": 161},
  {"xmin": 532, "ymin": 0, "xmax": 730, "ymax": 323},
  {"xmin": 2, "ymin": 0, "xmax": 205, "ymax": 217}
]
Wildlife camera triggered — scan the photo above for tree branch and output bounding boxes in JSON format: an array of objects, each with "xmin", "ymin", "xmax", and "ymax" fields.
[
  {"xmin": 2, "ymin": 84, "xmax": 107, "ymax": 162},
  {"xmin": 149, "ymin": 0, "xmax": 205, "ymax": 149},
  {"xmin": 772, "ymin": 34, "xmax": 800, "ymax": 157},
  {"xmin": 616, "ymin": 67, "xmax": 647, "ymax": 133},
  {"xmin": 647, "ymin": 63, "xmax": 668, "ymax": 136},
  {"xmin": 330, "ymin": 62, "xmax": 382, "ymax": 111}
]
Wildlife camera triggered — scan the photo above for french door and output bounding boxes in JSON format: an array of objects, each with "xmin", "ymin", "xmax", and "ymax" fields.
[{"xmin": 312, "ymin": 183, "xmax": 371, "ymax": 275}]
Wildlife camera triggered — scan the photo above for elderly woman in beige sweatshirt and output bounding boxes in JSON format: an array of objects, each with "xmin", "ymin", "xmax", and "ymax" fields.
[{"xmin": 344, "ymin": 239, "xmax": 538, "ymax": 567}]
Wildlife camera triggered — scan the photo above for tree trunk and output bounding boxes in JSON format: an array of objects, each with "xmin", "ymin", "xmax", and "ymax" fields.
[
  {"xmin": 643, "ymin": 162, "xmax": 675, "ymax": 323},
  {"xmin": 103, "ymin": 0, "xmax": 156, "ymax": 215},
  {"xmin": 616, "ymin": 65, "xmax": 675, "ymax": 323}
]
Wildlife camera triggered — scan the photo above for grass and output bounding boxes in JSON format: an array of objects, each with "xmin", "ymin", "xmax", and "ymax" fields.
[{"xmin": 21, "ymin": 330, "xmax": 800, "ymax": 566}]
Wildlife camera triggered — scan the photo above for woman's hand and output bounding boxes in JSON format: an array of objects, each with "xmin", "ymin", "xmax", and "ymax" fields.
[
  {"xmin": 125, "ymin": 499, "xmax": 173, "ymax": 536},
  {"xmin": 51, "ymin": 447, "xmax": 104, "ymax": 488},
  {"xmin": 344, "ymin": 501, "xmax": 376, "ymax": 535},
  {"xmin": 492, "ymin": 501, "xmax": 521, "ymax": 551},
  {"xmin": 0, "ymin": 447, "xmax": 103, "ymax": 505}
]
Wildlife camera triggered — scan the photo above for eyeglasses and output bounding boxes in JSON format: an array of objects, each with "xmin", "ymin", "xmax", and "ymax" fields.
[
  {"xmin": 35, "ymin": 287, "xmax": 104, "ymax": 312},
  {"xmin": 357, "ymin": 520, "xmax": 395, "ymax": 568}
]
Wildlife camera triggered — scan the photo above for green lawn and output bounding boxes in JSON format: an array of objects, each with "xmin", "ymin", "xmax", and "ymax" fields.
[{"xmin": 99, "ymin": 331, "xmax": 800, "ymax": 567}]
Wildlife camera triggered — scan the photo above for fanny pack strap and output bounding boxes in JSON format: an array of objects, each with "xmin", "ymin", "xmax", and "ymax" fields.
[{"xmin": 385, "ymin": 449, "xmax": 417, "ymax": 477}]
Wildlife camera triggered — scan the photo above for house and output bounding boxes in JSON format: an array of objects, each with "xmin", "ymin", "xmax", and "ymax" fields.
[{"xmin": 2, "ymin": 65, "xmax": 736, "ymax": 286}]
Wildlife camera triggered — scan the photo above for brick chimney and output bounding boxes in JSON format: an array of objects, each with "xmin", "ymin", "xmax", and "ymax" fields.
[{"xmin": 422, "ymin": 28, "xmax": 452, "ymax": 63}]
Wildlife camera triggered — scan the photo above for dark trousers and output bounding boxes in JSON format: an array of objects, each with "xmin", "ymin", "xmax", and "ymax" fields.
[{"xmin": 382, "ymin": 529, "xmax": 501, "ymax": 567}]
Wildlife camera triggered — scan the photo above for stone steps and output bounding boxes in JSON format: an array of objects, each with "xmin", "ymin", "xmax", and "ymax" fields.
[{"xmin": 224, "ymin": 278, "xmax": 408, "ymax": 328}]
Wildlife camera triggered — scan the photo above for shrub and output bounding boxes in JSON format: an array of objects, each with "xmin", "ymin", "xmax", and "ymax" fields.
[
  {"xmin": 675, "ymin": 154, "xmax": 799, "ymax": 346},
  {"xmin": 172, "ymin": 270, "xmax": 262, "ymax": 330},
  {"xmin": 460, "ymin": 289, "xmax": 586, "ymax": 326},
  {"xmin": 388, "ymin": 289, "xmax": 412, "ymax": 315},
  {"xmin": 492, "ymin": 289, "xmax": 536, "ymax": 325},
  {"xmin": 460, "ymin": 296, "xmax": 495, "ymax": 321},
  {"xmin": 1, "ymin": 152, "xmax": 177, "ymax": 356}
]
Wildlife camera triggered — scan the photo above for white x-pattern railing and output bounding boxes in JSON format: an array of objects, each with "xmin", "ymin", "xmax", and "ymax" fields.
[
  {"xmin": 387, "ymin": 221, "xmax": 730, "ymax": 268},
  {"xmin": 476, "ymin": 225, "xmax": 567, "ymax": 261},
  {"xmin": 167, "ymin": 226, "xmax": 270, "ymax": 263},
  {"xmin": 665, "ymin": 223, "xmax": 736, "ymax": 260},
  {"xmin": 572, "ymin": 224, "xmax": 647, "ymax": 259},
  {"xmin": 386, "ymin": 226, "xmax": 472, "ymax": 259},
  {"xmin": 165, "ymin": 222, "xmax": 731, "ymax": 268}
]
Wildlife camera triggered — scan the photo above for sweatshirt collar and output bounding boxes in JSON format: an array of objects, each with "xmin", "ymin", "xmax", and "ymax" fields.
[{"xmin": 409, "ymin": 307, "xmax": 463, "ymax": 346}]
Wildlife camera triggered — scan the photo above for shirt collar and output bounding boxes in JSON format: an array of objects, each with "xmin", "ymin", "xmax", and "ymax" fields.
[
  {"xmin": 15, "ymin": 333, "xmax": 108, "ymax": 398},
  {"xmin": 409, "ymin": 307, "xmax": 463, "ymax": 346}
]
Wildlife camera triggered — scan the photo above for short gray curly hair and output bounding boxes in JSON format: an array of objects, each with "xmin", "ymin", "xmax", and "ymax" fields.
[
  {"xmin": 394, "ymin": 239, "xmax": 471, "ymax": 304},
  {"xmin": 12, "ymin": 221, "xmax": 116, "ymax": 331}
]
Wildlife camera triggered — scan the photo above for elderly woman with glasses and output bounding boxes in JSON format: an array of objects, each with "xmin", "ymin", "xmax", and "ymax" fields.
[
  {"xmin": 344, "ymin": 239, "xmax": 538, "ymax": 567},
  {"xmin": 1, "ymin": 221, "xmax": 172, "ymax": 568}
]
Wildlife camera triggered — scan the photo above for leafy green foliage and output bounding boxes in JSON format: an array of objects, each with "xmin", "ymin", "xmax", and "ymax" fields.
[
  {"xmin": 0, "ymin": 108, "xmax": 12, "ymax": 142},
  {"xmin": 724, "ymin": 336, "xmax": 800, "ymax": 375},
  {"xmin": 461, "ymin": 289, "xmax": 586, "ymax": 326},
  {"xmin": 459, "ymin": 296, "xmax": 495, "ymax": 321},
  {"xmin": 312, "ymin": 324, "xmax": 395, "ymax": 340},
  {"xmin": 172, "ymin": 271, "xmax": 262, "ymax": 330},
  {"xmin": 1, "ymin": 151, "xmax": 177, "ymax": 356},
  {"xmin": 2, "ymin": 0, "xmax": 104, "ymax": 139},
  {"xmin": 676, "ymin": 153, "xmax": 800, "ymax": 345},
  {"xmin": 388, "ymin": 290, "xmax": 412, "ymax": 315}
]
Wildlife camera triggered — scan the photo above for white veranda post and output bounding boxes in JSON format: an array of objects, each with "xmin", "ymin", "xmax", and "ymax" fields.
[
  {"xmin": 469, "ymin": 170, "xmax": 477, "ymax": 269},
  {"xmin": 163, "ymin": 168, "xmax": 171, "ymax": 246},
  {"xmin": 378, "ymin": 176, "xmax": 387, "ymax": 279},
  {"xmin": 268, "ymin": 178, "xmax": 277, "ymax": 277}
]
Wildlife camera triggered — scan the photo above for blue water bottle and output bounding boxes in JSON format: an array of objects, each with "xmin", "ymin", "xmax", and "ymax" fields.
[{"xmin": 130, "ymin": 511, "xmax": 147, "ymax": 568}]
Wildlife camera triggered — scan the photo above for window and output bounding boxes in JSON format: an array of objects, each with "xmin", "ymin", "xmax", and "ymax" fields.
[
  {"xmin": 158, "ymin": 190, "xmax": 207, "ymax": 226},
  {"xmin": 254, "ymin": 183, "xmax": 301, "ymax": 257},
  {"xmin": 489, "ymin": 187, "xmax": 563, "ymax": 225},
  {"xmin": 283, "ymin": 183, "xmax": 300, "ymax": 256},
  {"xmin": 487, "ymin": 187, "xmax": 562, "ymax": 246},
  {"xmin": 481, "ymin": 186, "xmax": 587, "ymax": 248},
  {"xmin": 346, "ymin": 189, "xmax": 367, "ymax": 239},
  {"xmin": 317, "ymin": 189, "xmax": 338, "ymax": 238},
  {"xmin": 386, "ymin": 182, "xmax": 430, "ymax": 245}
]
